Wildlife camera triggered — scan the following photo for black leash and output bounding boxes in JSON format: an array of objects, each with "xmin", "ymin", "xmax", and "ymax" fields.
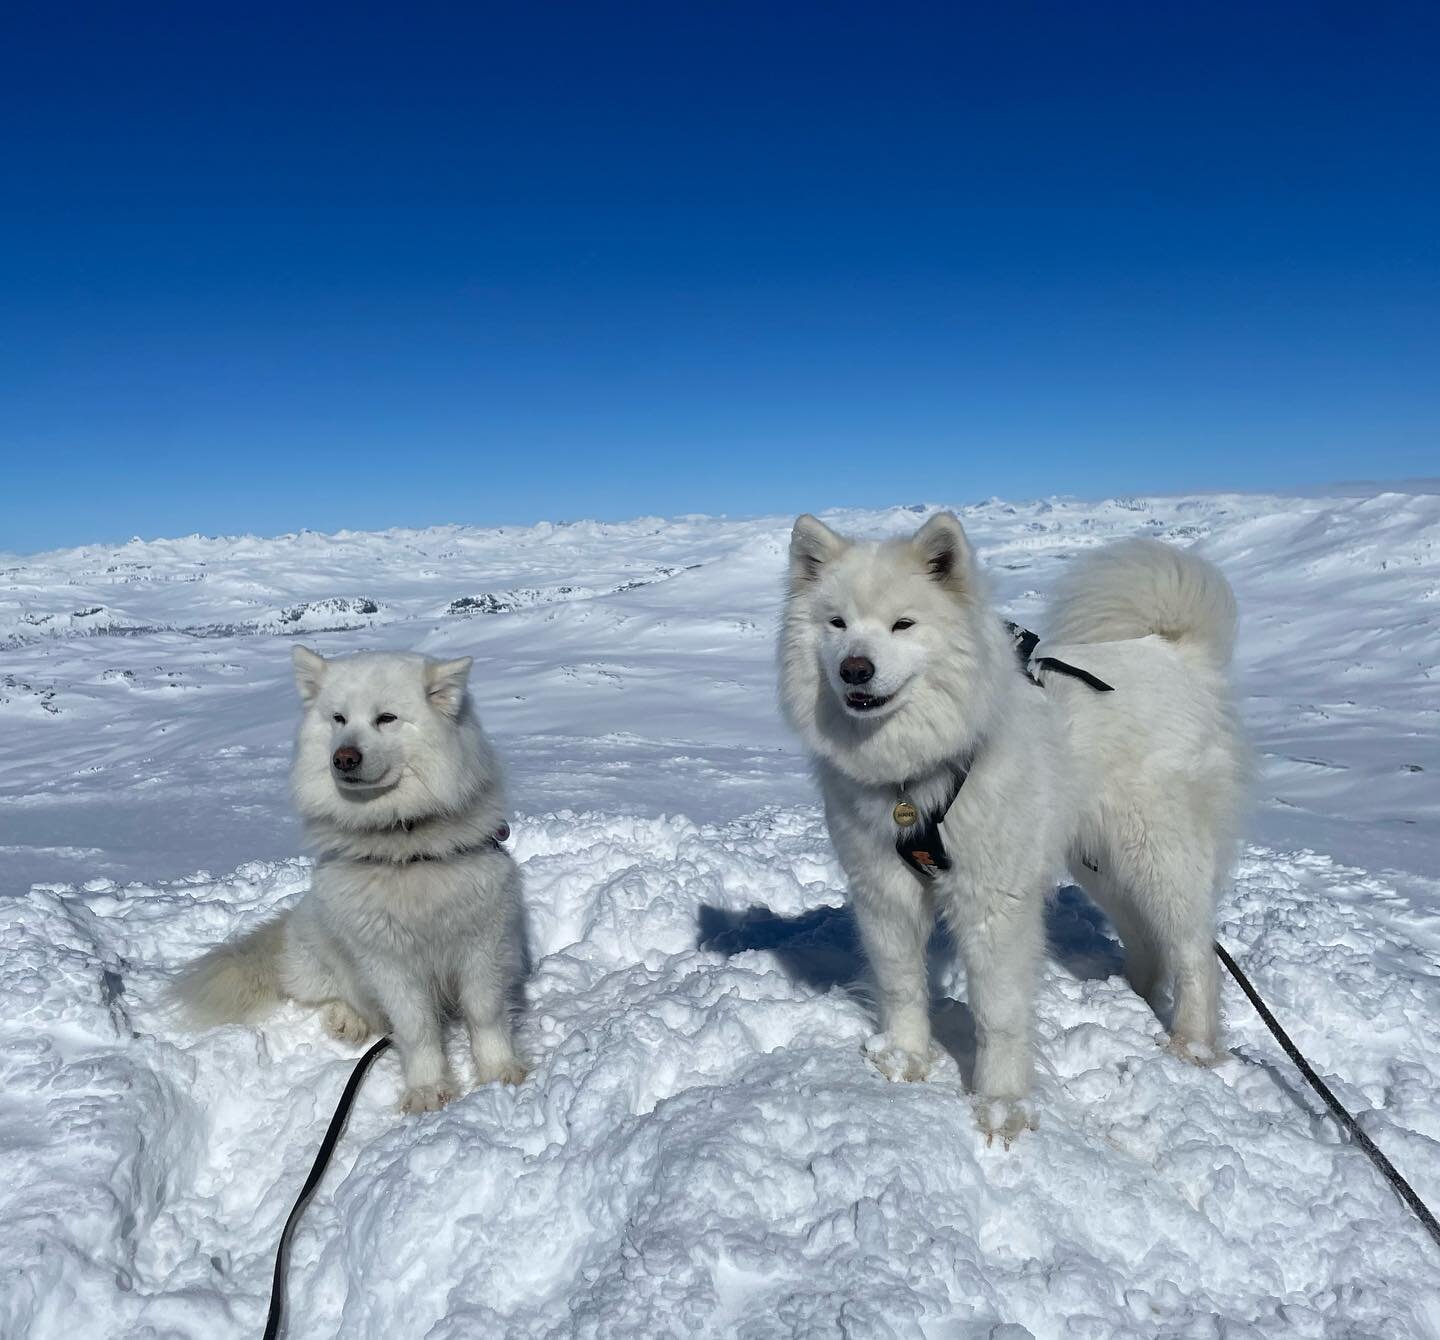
[
  {"xmin": 249, "ymin": 884, "xmax": 1437, "ymax": 1340},
  {"xmin": 1215, "ymin": 940, "xmax": 1440, "ymax": 1250},
  {"xmin": 263, "ymin": 1036, "xmax": 392, "ymax": 1340},
  {"xmin": 1001, "ymin": 615, "xmax": 1433, "ymax": 1244}
]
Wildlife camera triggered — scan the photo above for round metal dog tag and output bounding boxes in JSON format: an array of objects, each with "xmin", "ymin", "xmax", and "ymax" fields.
[{"xmin": 892, "ymin": 801, "xmax": 919, "ymax": 827}]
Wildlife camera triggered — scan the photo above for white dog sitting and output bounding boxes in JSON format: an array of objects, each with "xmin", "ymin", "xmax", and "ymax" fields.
[{"xmin": 175, "ymin": 648, "xmax": 527, "ymax": 1113}]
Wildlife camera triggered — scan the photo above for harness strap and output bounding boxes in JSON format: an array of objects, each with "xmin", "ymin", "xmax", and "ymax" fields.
[
  {"xmin": 1031, "ymin": 656, "xmax": 1114, "ymax": 694},
  {"xmin": 894, "ymin": 764, "xmax": 969, "ymax": 880},
  {"xmin": 891, "ymin": 623, "xmax": 1111, "ymax": 883},
  {"xmin": 1004, "ymin": 620, "xmax": 1115, "ymax": 693}
]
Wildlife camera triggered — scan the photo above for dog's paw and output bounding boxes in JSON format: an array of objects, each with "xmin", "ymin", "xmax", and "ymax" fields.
[
  {"xmin": 474, "ymin": 1057, "xmax": 529, "ymax": 1087},
  {"xmin": 1164, "ymin": 1035, "xmax": 1226, "ymax": 1068},
  {"xmin": 399, "ymin": 1083, "xmax": 456, "ymax": 1114},
  {"xmin": 974, "ymin": 1096, "xmax": 1038, "ymax": 1149},
  {"xmin": 863, "ymin": 1035, "xmax": 932, "ymax": 1083},
  {"xmin": 322, "ymin": 1002, "xmax": 373, "ymax": 1044}
]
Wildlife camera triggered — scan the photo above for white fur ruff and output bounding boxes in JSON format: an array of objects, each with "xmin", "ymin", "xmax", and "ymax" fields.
[
  {"xmin": 779, "ymin": 515, "xmax": 1252, "ymax": 1139},
  {"xmin": 172, "ymin": 649, "xmax": 528, "ymax": 1113}
]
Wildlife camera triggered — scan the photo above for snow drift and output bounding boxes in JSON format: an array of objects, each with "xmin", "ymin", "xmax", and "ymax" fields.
[{"xmin": 2, "ymin": 488, "xmax": 1438, "ymax": 1337}]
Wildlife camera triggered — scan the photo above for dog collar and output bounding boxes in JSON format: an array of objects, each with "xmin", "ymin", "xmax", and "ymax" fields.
[{"xmin": 322, "ymin": 823, "xmax": 511, "ymax": 866}]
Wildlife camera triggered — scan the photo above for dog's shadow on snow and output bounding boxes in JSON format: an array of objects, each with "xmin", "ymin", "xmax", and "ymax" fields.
[{"xmin": 697, "ymin": 885, "xmax": 1124, "ymax": 1084}]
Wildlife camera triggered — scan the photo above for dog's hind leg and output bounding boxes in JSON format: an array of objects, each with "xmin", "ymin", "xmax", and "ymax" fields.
[
  {"xmin": 1076, "ymin": 864, "xmax": 1164, "ymax": 1010},
  {"xmin": 1167, "ymin": 931, "xmax": 1220, "ymax": 1063},
  {"xmin": 279, "ymin": 918, "xmax": 383, "ymax": 1042},
  {"xmin": 1102, "ymin": 834, "xmax": 1222, "ymax": 1063},
  {"xmin": 321, "ymin": 1000, "xmax": 375, "ymax": 1044},
  {"xmin": 1110, "ymin": 903, "xmax": 1165, "ymax": 1010}
]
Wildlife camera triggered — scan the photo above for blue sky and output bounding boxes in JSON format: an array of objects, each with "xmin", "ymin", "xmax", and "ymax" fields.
[{"xmin": 2, "ymin": 2, "xmax": 1436, "ymax": 552}]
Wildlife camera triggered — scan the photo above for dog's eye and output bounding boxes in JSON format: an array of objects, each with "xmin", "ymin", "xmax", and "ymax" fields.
[
  {"xmin": 375, "ymin": 713, "xmax": 397, "ymax": 726},
  {"xmin": 892, "ymin": 619, "xmax": 915, "ymax": 632},
  {"xmin": 332, "ymin": 713, "xmax": 346, "ymax": 725},
  {"xmin": 829, "ymin": 617, "xmax": 847, "ymax": 630}
]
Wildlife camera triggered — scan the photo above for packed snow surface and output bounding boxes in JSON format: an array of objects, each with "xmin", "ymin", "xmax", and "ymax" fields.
[{"xmin": 2, "ymin": 489, "xmax": 1438, "ymax": 1338}]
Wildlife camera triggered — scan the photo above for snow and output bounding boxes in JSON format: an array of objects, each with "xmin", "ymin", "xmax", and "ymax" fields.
[{"xmin": 2, "ymin": 488, "xmax": 1438, "ymax": 1338}]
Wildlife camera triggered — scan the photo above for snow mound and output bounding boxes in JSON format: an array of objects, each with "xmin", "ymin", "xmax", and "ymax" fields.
[
  {"xmin": 3, "ymin": 487, "xmax": 1439, "ymax": 1336},
  {"xmin": 4, "ymin": 815, "xmax": 1438, "ymax": 1337}
]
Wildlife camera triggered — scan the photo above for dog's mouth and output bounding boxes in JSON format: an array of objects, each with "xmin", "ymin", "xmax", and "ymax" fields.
[
  {"xmin": 843, "ymin": 690, "xmax": 894, "ymax": 714},
  {"xmin": 334, "ymin": 769, "xmax": 398, "ymax": 792}
]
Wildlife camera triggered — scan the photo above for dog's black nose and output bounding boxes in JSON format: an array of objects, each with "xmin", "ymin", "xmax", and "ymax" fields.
[
  {"xmin": 840, "ymin": 656, "xmax": 875, "ymax": 685},
  {"xmin": 333, "ymin": 746, "xmax": 363, "ymax": 772}
]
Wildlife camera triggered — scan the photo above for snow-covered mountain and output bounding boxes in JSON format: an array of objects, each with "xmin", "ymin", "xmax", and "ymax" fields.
[{"xmin": 3, "ymin": 488, "xmax": 1437, "ymax": 1337}]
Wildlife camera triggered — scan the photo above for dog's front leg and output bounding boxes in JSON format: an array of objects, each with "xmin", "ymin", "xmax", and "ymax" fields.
[
  {"xmin": 851, "ymin": 868, "xmax": 935, "ymax": 1082},
  {"xmin": 369, "ymin": 967, "xmax": 454, "ymax": 1114},
  {"xmin": 951, "ymin": 883, "xmax": 1042, "ymax": 1144},
  {"xmin": 457, "ymin": 951, "xmax": 527, "ymax": 1088}
]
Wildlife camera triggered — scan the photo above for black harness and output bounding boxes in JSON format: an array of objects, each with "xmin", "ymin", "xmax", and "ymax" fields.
[
  {"xmin": 893, "ymin": 764, "xmax": 971, "ymax": 880},
  {"xmin": 1005, "ymin": 622, "xmax": 1116, "ymax": 696},
  {"xmin": 892, "ymin": 624, "xmax": 1112, "ymax": 880}
]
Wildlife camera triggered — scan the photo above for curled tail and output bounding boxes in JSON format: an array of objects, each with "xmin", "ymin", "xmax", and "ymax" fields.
[
  {"xmin": 171, "ymin": 915, "xmax": 288, "ymax": 1027},
  {"xmin": 1045, "ymin": 538, "xmax": 1238, "ymax": 667}
]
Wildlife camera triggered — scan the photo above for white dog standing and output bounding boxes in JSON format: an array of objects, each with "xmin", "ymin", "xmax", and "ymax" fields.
[
  {"xmin": 780, "ymin": 513, "xmax": 1250, "ymax": 1140},
  {"xmin": 174, "ymin": 648, "xmax": 527, "ymax": 1113}
]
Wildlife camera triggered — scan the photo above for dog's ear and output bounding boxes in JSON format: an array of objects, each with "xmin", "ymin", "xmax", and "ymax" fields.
[
  {"xmin": 912, "ymin": 512, "xmax": 973, "ymax": 587},
  {"xmin": 425, "ymin": 656, "xmax": 473, "ymax": 718},
  {"xmin": 292, "ymin": 646, "xmax": 327, "ymax": 704},
  {"xmin": 789, "ymin": 514, "xmax": 847, "ymax": 585}
]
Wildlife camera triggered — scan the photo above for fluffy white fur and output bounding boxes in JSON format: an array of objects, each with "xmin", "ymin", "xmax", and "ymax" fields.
[
  {"xmin": 173, "ymin": 648, "xmax": 527, "ymax": 1114},
  {"xmin": 780, "ymin": 514, "xmax": 1252, "ymax": 1141}
]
